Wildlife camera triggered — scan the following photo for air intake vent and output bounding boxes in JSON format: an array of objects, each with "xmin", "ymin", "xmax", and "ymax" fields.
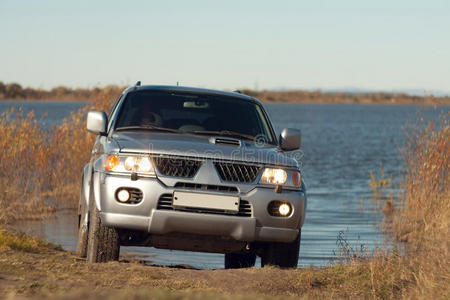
[
  {"xmin": 214, "ymin": 162, "xmax": 262, "ymax": 183},
  {"xmin": 153, "ymin": 156, "xmax": 202, "ymax": 178},
  {"xmin": 211, "ymin": 137, "xmax": 241, "ymax": 146},
  {"xmin": 157, "ymin": 193, "xmax": 173, "ymax": 210}
]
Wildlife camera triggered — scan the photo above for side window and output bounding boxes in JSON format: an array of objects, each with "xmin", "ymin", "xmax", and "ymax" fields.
[{"xmin": 107, "ymin": 95, "xmax": 123, "ymax": 131}]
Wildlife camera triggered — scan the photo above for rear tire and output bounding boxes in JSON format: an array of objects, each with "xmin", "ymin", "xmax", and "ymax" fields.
[
  {"xmin": 76, "ymin": 192, "xmax": 88, "ymax": 258},
  {"xmin": 261, "ymin": 230, "xmax": 301, "ymax": 269},
  {"xmin": 225, "ymin": 252, "xmax": 256, "ymax": 269},
  {"xmin": 86, "ymin": 199, "xmax": 120, "ymax": 263}
]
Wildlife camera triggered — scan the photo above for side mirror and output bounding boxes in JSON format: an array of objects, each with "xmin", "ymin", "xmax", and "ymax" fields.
[
  {"xmin": 279, "ymin": 128, "xmax": 301, "ymax": 151},
  {"xmin": 87, "ymin": 111, "xmax": 107, "ymax": 135}
]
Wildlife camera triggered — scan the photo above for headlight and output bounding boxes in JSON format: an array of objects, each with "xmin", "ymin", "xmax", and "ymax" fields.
[
  {"xmin": 260, "ymin": 168, "xmax": 287, "ymax": 184},
  {"xmin": 259, "ymin": 168, "xmax": 302, "ymax": 188},
  {"xmin": 124, "ymin": 156, "xmax": 153, "ymax": 172},
  {"xmin": 105, "ymin": 154, "xmax": 155, "ymax": 175}
]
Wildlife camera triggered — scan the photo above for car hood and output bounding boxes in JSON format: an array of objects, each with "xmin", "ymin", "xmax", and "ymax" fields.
[{"xmin": 110, "ymin": 131, "xmax": 298, "ymax": 168}]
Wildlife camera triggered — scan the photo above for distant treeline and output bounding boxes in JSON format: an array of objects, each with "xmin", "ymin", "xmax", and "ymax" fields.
[
  {"xmin": 1, "ymin": 81, "xmax": 449, "ymax": 105},
  {"xmin": 0, "ymin": 81, "xmax": 124, "ymax": 101},
  {"xmin": 243, "ymin": 89, "xmax": 450, "ymax": 105}
]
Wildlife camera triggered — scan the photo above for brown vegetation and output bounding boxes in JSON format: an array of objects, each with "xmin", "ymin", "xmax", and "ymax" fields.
[
  {"xmin": 243, "ymin": 89, "xmax": 450, "ymax": 105},
  {"xmin": 388, "ymin": 113, "xmax": 449, "ymax": 298},
  {"xmin": 0, "ymin": 81, "xmax": 124, "ymax": 102},
  {"xmin": 0, "ymin": 89, "xmax": 115, "ymax": 224},
  {"xmin": 1, "ymin": 81, "xmax": 449, "ymax": 105}
]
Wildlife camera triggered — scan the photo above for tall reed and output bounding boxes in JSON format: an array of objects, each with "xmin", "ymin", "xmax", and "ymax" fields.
[
  {"xmin": 391, "ymin": 113, "xmax": 449, "ymax": 298},
  {"xmin": 0, "ymin": 88, "xmax": 117, "ymax": 223}
]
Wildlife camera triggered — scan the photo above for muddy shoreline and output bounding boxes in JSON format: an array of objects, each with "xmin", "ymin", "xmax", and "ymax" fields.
[{"xmin": 0, "ymin": 231, "xmax": 402, "ymax": 299}]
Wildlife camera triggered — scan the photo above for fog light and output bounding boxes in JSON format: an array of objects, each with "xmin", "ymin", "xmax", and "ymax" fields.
[
  {"xmin": 117, "ymin": 189, "xmax": 130, "ymax": 203},
  {"xmin": 278, "ymin": 203, "xmax": 291, "ymax": 216},
  {"xmin": 268, "ymin": 201, "xmax": 292, "ymax": 217}
]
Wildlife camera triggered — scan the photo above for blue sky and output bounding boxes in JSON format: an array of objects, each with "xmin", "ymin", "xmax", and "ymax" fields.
[{"xmin": 0, "ymin": 0, "xmax": 449, "ymax": 93}]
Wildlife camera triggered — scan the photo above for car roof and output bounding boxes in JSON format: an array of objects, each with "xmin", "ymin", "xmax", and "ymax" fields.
[{"xmin": 122, "ymin": 85, "xmax": 259, "ymax": 103}]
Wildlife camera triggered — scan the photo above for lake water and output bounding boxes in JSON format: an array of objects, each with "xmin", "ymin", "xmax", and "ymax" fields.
[
  {"xmin": 0, "ymin": 100, "xmax": 85, "ymax": 128},
  {"xmin": 3, "ymin": 100, "xmax": 448, "ymax": 268}
]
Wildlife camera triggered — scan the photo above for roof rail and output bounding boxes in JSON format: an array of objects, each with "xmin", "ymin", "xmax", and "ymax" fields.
[
  {"xmin": 135, "ymin": 81, "xmax": 141, "ymax": 87},
  {"xmin": 233, "ymin": 90, "xmax": 242, "ymax": 94}
]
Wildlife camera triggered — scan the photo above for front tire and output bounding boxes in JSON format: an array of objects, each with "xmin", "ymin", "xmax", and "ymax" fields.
[
  {"xmin": 261, "ymin": 230, "xmax": 301, "ymax": 269},
  {"xmin": 76, "ymin": 193, "xmax": 88, "ymax": 258},
  {"xmin": 86, "ymin": 199, "xmax": 120, "ymax": 263},
  {"xmin": 225, "ymin": 252, "xmax": 256, "ymax": 269}
]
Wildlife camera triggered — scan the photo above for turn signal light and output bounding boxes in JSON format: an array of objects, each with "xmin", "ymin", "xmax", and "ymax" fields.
[
  {"xmin": 105, "ymin": 155, "xmax": 119, "ymax": 171},
  {"xmin": 292, "ymin": 171, "xmax": 301, "ymax": 187}
]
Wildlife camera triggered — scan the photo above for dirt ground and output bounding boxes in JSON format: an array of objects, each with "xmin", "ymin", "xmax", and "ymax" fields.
[{"xmin": 0, "ymin": 243, "xmax": 390, "ymax": 300}]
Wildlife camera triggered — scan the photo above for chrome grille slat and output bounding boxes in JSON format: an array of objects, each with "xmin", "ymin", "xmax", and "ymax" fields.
[
  {"xmin": 214, "ymin": 162, "xmax": 261, "ymax": 183},
  {"xmin": 153, "ymin": 156, "xmax": 202, "ymax": 178}
]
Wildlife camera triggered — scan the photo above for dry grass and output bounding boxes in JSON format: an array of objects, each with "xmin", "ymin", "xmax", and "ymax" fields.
[
  {"xmin": 0, "ymin": 89, "xmax": 116, "ymax": 224},
  {"xmin": 389, "ymin": 113, "xmax": 450, "ymax": 298},
  {"xmin": 0, "ymin": 109, "xmax": 54, "ymax": 223},
  {"xmin": 0, "ymin": 228, "xmax": 58, "ymax": 253}
]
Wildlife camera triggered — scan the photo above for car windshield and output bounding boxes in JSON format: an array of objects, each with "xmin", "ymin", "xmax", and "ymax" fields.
[{"xmin": 114, "ymin": 91, "xmax": 276, "ymax": 144}]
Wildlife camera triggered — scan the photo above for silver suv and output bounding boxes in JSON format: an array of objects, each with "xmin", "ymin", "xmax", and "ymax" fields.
[{"xmin": 76, "ymin": 84, "xmax": 306, "ymax": 268}]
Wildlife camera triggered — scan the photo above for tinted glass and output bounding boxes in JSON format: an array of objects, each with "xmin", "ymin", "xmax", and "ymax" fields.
[{"xmin": 114, "ymin": 91, "xmax": 275, "ymax": 143}]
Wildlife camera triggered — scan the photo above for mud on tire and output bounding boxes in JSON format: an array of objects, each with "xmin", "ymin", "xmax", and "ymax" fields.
[
  {"xmin": 76, "ymin": 192, "xmax": 88, "ymax": 258},
  {"xmin": 86, "ymin": 199, "xmax": 120, "ymax": 263}
]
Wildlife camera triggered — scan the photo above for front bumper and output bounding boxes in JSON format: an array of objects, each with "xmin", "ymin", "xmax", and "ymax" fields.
[{"xmin": 97, "ymin": 173, "xmax": 306, "ymax": 243}]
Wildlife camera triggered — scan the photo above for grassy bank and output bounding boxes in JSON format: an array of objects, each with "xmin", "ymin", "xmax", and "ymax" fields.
[
  {"xmin": 0, "ymin": 112, "xmax": 448, "ymax": 298},
  {"xmin": 1, "ymin": 81, "xmax": 449, "ymax": 105}
]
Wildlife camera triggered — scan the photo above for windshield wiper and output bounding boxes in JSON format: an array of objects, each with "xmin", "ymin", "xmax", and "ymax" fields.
[
  {"xmin": 115, "ymin": 125, "xmax": 181, "ymax": 133},
  {"xmin": 191, "ymin": 130, "xmax": 256, "ymax": 141}
]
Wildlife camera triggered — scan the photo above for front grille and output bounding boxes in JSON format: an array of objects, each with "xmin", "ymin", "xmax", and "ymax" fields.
[
  {"xmin": 174, "ymin": 182, "xmax": 238, "ymax": 193},
  {"xmin": 153, "ymin": 156, "xmax": 202, "ymax": 178},
  {"xmin": 214, "ymin": 162, "xmax": 261, "ymax": 183},
  {"xmin": 157, "ymin": 193, "xmax": 252, "ymax": 217}
]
